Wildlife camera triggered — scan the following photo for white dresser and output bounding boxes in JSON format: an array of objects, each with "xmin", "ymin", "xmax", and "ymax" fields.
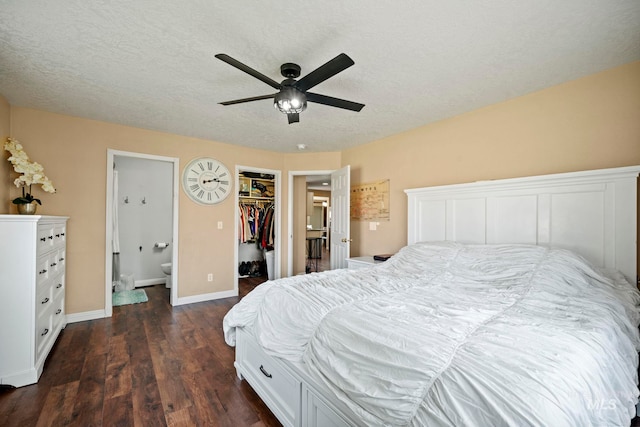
[{"xmin": 0, "ymin": 215, "xmax": 69, "ymax": 387}]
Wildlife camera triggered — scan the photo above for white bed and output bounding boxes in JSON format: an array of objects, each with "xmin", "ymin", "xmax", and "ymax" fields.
[{"xmin": 223, "ymin": 166, "xmax": 640, "ymax": 427}]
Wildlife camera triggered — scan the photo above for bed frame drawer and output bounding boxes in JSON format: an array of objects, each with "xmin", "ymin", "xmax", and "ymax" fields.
[
  {"xmin": 236, "ymin": 329, "xmax": 301, "ymax": 427},
  {"xmin": 304, "ymin": 388, "xmax": 352, "ymax": 427}
]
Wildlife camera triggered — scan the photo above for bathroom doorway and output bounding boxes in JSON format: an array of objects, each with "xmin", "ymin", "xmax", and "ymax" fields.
[{"xmin": 104, "ymin": 149, "xmax": 179, "ymax": 317}]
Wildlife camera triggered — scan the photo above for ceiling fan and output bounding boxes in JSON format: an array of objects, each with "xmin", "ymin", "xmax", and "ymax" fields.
[{"xmin": 215, "ymin": 53, "xmax": 365, "ymax": 124}]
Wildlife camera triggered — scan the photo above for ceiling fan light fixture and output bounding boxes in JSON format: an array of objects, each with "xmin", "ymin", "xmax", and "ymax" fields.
[
  {"xmin": 274, "ymin": 87, "xmax": 307, "ymax": 114},
  {"xmin": 216, "ymin": 53, "xmax": 364, "ymax": 123}
]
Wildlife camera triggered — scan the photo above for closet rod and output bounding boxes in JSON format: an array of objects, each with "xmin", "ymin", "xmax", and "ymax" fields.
[{"xmin": 239, "ymin": 199, "xmax": 273, "ymax": 205}]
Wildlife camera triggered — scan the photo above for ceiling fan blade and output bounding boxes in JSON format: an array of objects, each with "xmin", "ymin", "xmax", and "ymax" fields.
[
  {"xmin": 295, "ymin": 53, "xmax": 355, "ymax": 92},
  {"xmin": 219, "ymin": 94, "xmax": 275, "ymax": 106},
  {"xmin": 306, "ymin": 92, "xmax": 365, "ymax": 112},
  {"xmin": 215, "ymin": 54, "xmax": 281, "ymax": 90},
  {"xmin": 287, "ymin": 113, "xmax": 299, "ymax": 124}
]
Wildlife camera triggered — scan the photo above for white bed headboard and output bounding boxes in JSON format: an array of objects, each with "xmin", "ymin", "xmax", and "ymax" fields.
[{"xmin": 405, "ymin": 166, "xmax": 640, "ymax": 283}]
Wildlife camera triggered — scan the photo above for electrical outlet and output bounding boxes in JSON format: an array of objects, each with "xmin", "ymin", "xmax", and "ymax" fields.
[
  {"xmin": 217, "ymin": 221, "xmax": 223, "ymax": 229},
  {"xmin": 207, "ymin": 273, "xmax": 213, "ymax": 282}
]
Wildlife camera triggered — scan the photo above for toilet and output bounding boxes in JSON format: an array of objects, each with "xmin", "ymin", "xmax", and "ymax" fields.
[{"xmin": 161, "ymin": 262, "xmax": 172, "ymax": 288}]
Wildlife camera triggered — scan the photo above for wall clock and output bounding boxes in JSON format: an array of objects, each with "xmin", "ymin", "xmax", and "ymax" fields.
[{"xmin": 182, "ymin": 157, "xmax": 232, "ymax": 205}]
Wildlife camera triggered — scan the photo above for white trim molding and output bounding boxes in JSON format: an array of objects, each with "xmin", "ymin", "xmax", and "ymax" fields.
[
  {"xmin": 173, "ymin": 290, "xmax": 238, "ymax": 306},
  {"xmin": 105, "ymin": 149, "xmax": 180, "ymax": 318},
  {"xmin": 66, "ymin": 310, "xmax": 107, "ymax": 324}
]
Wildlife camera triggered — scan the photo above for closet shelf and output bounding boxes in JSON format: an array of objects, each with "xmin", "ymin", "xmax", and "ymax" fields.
[{"xmin": 240, "ymin": 196, "xmax": 274, "ymax": 201}]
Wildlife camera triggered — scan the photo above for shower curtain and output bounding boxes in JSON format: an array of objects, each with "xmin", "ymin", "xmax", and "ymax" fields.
[{"xmin": 112, "ymin": 169, "xmax": 121, "ymax": 287}]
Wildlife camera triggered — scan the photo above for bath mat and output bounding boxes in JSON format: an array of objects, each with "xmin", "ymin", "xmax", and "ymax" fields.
[{"xmin": 112, "ymin": 289, "xmax": 148, "ymax": 307}]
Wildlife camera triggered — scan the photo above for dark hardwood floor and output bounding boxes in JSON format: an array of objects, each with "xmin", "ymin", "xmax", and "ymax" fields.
[
  {"xmin": 305, "ymin": 247, "xmax": 330, "ymax": 274},
  {"xmin": 0, "ymin": 283, "xmax": 280, "ymax": 427},
  {"xmin": 8, "ymin": 265, "xmax": 636, "ymax": 426}
]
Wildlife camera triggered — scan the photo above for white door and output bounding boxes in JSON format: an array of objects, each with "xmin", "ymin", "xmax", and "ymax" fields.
[{"xmin": 330, "ymin": 165, "xmax": 350, "ymax": 269}]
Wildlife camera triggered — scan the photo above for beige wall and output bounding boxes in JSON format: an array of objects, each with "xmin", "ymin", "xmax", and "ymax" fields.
[
  {"xmin": 292, "ymin": 176, "xmax": 307, "ymax": 275},
  {"xmin": 4, "ymin": 61, "xmax": 639, "ymax": 314},
  {"xmin": 283, "ymin": 152, "xmax": 341, "ymax": 171},
  {"xmin": 0, "ymin": 95, "xmax": 10, "ymax": 212},
  {"xmin": 343, "ymin": 61, "xmax": 640, "ymax": 257},
  {"xmin": 7, "ymin": 108, "xmax": 340, "ymax": 314}
]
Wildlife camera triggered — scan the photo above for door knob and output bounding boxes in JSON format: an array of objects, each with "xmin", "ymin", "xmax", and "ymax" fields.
[{"xmin": 341, "ymin": 238, "xmax": 353, "ymax": 243}]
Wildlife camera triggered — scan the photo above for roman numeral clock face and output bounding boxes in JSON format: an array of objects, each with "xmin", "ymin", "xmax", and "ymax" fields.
[{"xmin": 182, "ymin": 157, "xmax": 232, "ymax": 205}]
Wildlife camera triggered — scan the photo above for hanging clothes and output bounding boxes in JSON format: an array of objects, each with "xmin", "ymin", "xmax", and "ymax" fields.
[
  {"xmin": 238, "ymin": 201, "xmax": 275, "ymax": 248},
  {"xmin": 259, "ymin": 204, "xmax": 275, "ymax": 249}
]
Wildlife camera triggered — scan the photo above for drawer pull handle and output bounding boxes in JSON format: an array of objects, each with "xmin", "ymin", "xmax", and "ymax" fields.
[
  {"xmin": 56, "ymin": 283, "xmax": 62, "ymax": 289},
  {"xmin": 55, "ymin": 309, "xmax": 62, "ymax": 315},
  {"xmin": 48, "ymin": 236, "xmax": 53, "ymax": 240},
  {"xmin": 59, "ymin": 257, "xmax": 65, "ymax": 261},
  {"xmin": 259, "ymin": 365, "xmax": 272, "ymax": 378},
  {"xmin": 50, "ymin": 262, "xmax": 57, "ymax": 267},
  {"xmin": 41, "ymin": 328, "xmax": 49, "ymax": 337},
  {"xmin": 40, "ymin": 237, "xmax": 46, "ymax": 242},
  {"xmin": 56, "ymin": 234, "xmax": 60, "ymax": 237},
  {"xmin": 39, "ymin": 269, "xmax": 47, "ymax": 275},
  {"xmin": 41, "ymin": 297, "xmax": 49, "ymax": 304},
  {"xmin": 61, "ymin": 233, "xmax": 65, "ymax": 236}
]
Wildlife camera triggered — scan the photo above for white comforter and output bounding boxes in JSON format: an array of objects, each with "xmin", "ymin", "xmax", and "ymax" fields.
[{"xmin": 223, "ymin": 242, "xmax": 640, "ymax": 427}]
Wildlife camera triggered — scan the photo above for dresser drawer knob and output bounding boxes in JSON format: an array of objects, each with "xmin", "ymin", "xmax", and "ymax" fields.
[
  {"xmin": 55, "ymin": 309, "xmax": 62, "ymax": 315},
  {"xmin": 259, "ymin": 365, "xmax": 273, "ymax": 378},
  {"xmin": 59, "ymin": 257, "xmax": 65, "ymax": 262},
  {"xmin": 48, "ymin": 236, "xmax": 53, "ymax": 240},
  {"xmin": 39, "ymin": 269, "xmax": 47, "ymax": 275},
  {"xmin": 40, "ymin": 237, "xmax": 46, "ymax": 242},
  {"xmin": 41, "ymin": 328, "xmax": 49, "ymax": 337},
  {"xmin": 41, "ymin": 297, "xmax": 49, "ymax": 304},
  {"xmin": 50, "ymin": 262, "xmax": 57, "ymax": 267},
  {"xmin": 61, "ymin": 233, "xmax": 65, "ymax": 236},
  {"xmin": 56, "ymin": 234, "xmax": 60, "ymax": 237},
  {"xmin": 56, "ymin": 283, "xmax": 62, "ymax": 289}
]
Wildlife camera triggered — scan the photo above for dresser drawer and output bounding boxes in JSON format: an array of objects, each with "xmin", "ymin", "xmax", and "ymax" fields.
[
  {"xmin": 239, "ymin": 331, "xmax": 301, "ymax": 427},
  {"xmin": 36, "ymin": 282, "xmax": 54, "ymax": 316},
  {"xmin": 36, "ymin": 279, "xmax": 65, "ymax": 362},
  {"xmin": 52, "ymin": 273, "xmax": 65, "ymax": 300},
  {"xmin": 51, "ymin": 293, "xmax": 65, "ymax": 332},
  {"xmin": 52, "ymin": 223, "xmax": 67, "ymax": 250},
  {"xmin": 48, "ymin": 249, "xmax": 65, "ymax": 277},
  {"xmin": 36, "ymin": 254, "xmax": 52, "ymax": 289},
  {"xmin": 56, "ymin": 249, "xmax": 66, "ymax": 271},
  {"xmin": 37, "ymin": 224, "xmax": 55, "ymax": 255},
  {"xmin": 35, "ymin": 301, "xmax": 54, "ymax": 360}
]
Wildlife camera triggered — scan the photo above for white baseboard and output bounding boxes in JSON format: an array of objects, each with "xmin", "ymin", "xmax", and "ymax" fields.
[
  {"xmin": 174, "ymin": 289, "xmax": 237, "ymax": 306},
  {"xmin": 135, "ymin": 278, "xmax": 166, "ymax": 287},
  {"xmin": 66, "ymin": 309, "xmax": 106, "ymax": 323},
  {"xmin": 65, "ymin": 289, "xmax": 236, "ymax": 322}
]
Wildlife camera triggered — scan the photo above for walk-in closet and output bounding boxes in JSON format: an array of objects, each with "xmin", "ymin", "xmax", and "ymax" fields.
[{"xmin": 237, "ymin": 171, "xmax": 276, "ymax": 281}]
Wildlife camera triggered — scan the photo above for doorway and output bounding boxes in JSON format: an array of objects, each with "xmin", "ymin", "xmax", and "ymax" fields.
[
  {"xmin": 235, "ymin": 165, "xmax": 281, "ymax": 295},
  {"xmin": 105, "ymin": 149, "xmax": 179, "ymax": 317},
  {"xmin": 305, "ymin": 178, "xmax": 331, "ymax": 273},
  {"xmin": 287, "ymin": 166, "xmax": 350, "ymax": 276}
]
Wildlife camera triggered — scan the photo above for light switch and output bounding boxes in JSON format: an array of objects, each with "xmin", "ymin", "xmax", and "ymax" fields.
[
  {"xmin": 369, "ymin": 222, "xmax": 377, "ymax": 231},
  {"xmin": 217, "ymin": 221, "xmax": 223, "ymax": 229}
]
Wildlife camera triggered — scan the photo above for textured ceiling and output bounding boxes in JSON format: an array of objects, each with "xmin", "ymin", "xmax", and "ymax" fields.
[{"xmin": 1, "ymin": 1, "xmax": 638, "ymax": 153}]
